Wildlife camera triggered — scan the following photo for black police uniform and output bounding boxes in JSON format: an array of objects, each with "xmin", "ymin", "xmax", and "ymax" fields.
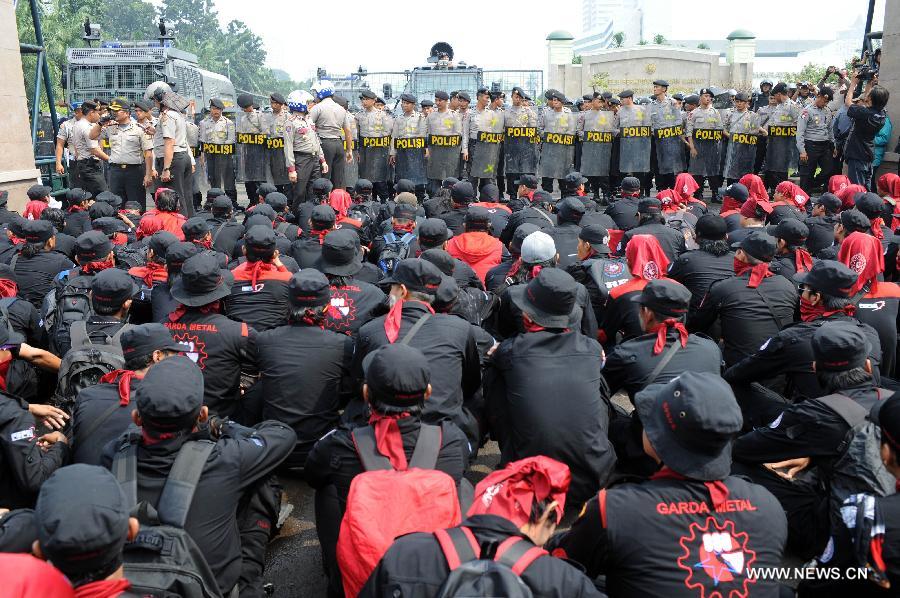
[
  {"xmin": 361, "ymin": 514, "xmax": 605, "ymax": 598},
  {"xmin": 668, "ymin": 247, "xmax": 736, "ymax": 312},
  {"xmin": 70, "ymin": 375, "xmax": 140, "ymax": 465}
]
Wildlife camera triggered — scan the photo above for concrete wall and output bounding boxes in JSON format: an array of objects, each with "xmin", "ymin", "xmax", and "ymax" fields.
[
  {"xmin": 0, "ymin": 0, "xmax": 40, "ymax": 212},
  {"xmin": 876, "ymin": 0, "xmax": 900, "ymax": 180}
]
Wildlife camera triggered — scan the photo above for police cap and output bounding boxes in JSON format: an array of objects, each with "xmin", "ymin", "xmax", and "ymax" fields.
[
  {"xmin": 601, "ymin": 91, "xmax": 613, "ymax": 100},
  {"xmin": 236, "ymin": 93, "xmax": 254, "ymax": 109},
  {"xmin": 359, "ymin": 90, "xmax": 377, "ymax": 100},
  {"xmin": 108, "ymin": 97, "xmax": 130, "ymax": 112},
  {"xmin": 420, "ymin": 99, "xmax": 434, "ymax": 107},
  {"xmin": 270, "ymin": 92, "xmax": 286, "ymax": 105},
  {"xmin": 672, "ymin": 93, "xmax": 685, "ymax": 101},
  {"xmin": 400, "ymin": 93, "xmax": 417, "ymax": 104},
  {"xmin": 456, "ymin": 91, "xmax": 471, "ymax": 103},
  {"xmin": 772, "ymin": 82, "xmax": 789, "ymax": 95},
  {"xmin": 608, "ymin": 97, "xmax": 621, "ymax": 106},
  {"xmin": 699, "ymin": 88, "xmax": 714, "ymax": 97},
  {"xmin": 209, "ymin": 98, "xmax": 225, "ymax": 110},
  {"xmin": 618, "ymin": 89, "xmax": 634, "ymax": 98},
  {"xmin": 684, "ymin": 94, "xmax": 700, "ymax": 105},
  {"xmin": 548, "ymin": 90, "xmax": 566, "ymax": 102},
  {"xmin": 511, "ymin": 86, "xmax": 531, "ymax": 101},
  {"xmin": 134, "ymin": 99, "xmax": 153, "ymax": 112},
  {"xmin": 434, "ymin": 90, "xmax": 449, "ymax": 101},
  {"xmin": 652, "ymin": 79, "xmax": 669, "ymax": 88},
  {"xmin": 734, "ymin": 92, "xmax": 750, "ymax": 102},
  {"xmin": 476, "ymin": 87, "xmax": 490, "ymax": 97}
]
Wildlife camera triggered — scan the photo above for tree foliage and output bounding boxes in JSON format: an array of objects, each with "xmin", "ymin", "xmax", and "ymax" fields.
[
  {"xmin": 612, "ymin": 32, "xmax": 625, "ymax": 48},
  {"xmin": 652, "ymin": 34, "xmax": 667, "ymax": 45},
  {"xmin": 697, "ymin": 42, "xmax": 710, "ymax": 50}
]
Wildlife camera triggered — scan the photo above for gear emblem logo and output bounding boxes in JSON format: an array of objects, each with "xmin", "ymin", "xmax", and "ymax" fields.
[
  {"xmin": 677, "ymin": 517, "xmax": 757, "ymax": 597},
  {"xmin": 171, "ymin": 333, "xmax": 208, "ymax": 369}
]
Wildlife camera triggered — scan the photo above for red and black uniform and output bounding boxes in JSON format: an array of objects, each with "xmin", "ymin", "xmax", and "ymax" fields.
[
  {"xmin": 128, "ymin": 262, "xmax": 168, "ymax": 325},
  {"xmin": 550, "ymin": 471, "xmax": 787, "ymax": 598},
  {"xmin": 498, "ymin": 204, "xmax": 557, "ymax": 245},
  {"xmin": 604, "ymin": 195, "xmax": 641, "ymax": 231},
  {"xmin": 70, "ymin": 370, "xmax": 141, "ymax": 466},
  {"xmin": 63, "ymin": 206, "xmax": 92, "ymax": 237},
  {"xmin": 323, "ymin": 277, "xmax": 385, "ymax": 336},
  {"xmin": 13, "ymin": 250, "xmax": 74, "ymax": 308},
  {"xmin": 668, "ymin": 245, "xmax": 735, "ymax": 313},
  {"xmin": 495, "ymin": 273, "xmax": 597, "ymax": 340},
  {"xmin": 224, "ymin": 261, "xmax": 292, "ymax": 332},
  {"xmin": 620, "ymin": 219, "xmax": 686, "ymax": 262}
]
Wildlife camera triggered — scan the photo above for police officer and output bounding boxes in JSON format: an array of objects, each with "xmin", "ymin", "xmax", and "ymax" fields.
[
  {"xmin": 455, "ymin": 91, "xmax": 472, "ymax": 179},
  {"xmin": 722, "ymin": 92, "xmax": 763, "ymax": 185},
  {"xmin": 426, "ymin": 91, "xmax": 465, "ymax": 198},
  {"xmin": 538, "ymin": 90, "xmax": 576, "ymax": 193},
  {"xmin": 199, "ymin": 98, "xmax": 238, "ymax": 208},
  {"xmin": 649, "ymin": 80, "xmax": 685, "ymax": 194},
  {"xmin": 552, "ymin": 372, "xmax": 787, "ymax": 598},
  {"xmin": 89, "ymin": 98, "xmax": 152, "ymax": 210},
  {"xmin": 668, "ymin": 214, "xmax": 735, "ymax": 312},
  {"xmin": 267, "ymin": 92, "xmax": 291, "ymax": 194},
  {"xmin": 764, "ymin": 82, "xmax": 801, "ymax": 192},
  {"xmin": 150, "ymin": 87, "xmax": 193, "ymax": 218},
  {"xmin": 356, "ymin": 90, "xmax": 393, "ymax": 201},
  {"xmin": 283, "ymin": 90, "xmax": 326, "ymax": 214},
  {"xmin": 309, "ymin": 81, "xmax": 353, "ymax": 188},
  {"xmin": 55, "ymin": 101, "xmax": 82, "ymax": 183},
  {"xmin": 390, "ymin": 94, "xmax": 428, "ymax": 201},
  {"xmin": 234, "ymin": 93, "xmax": 269, "ymax": 205},
  {"xmin": 685, "ymin": 88, "xmax": 724, "ymax": 202},
  {"xmin": 69, "ymin": 100, "xmax": 108, "ymax": 197},
  {"xmin": 797, "ymin": 87, "xmax": 835, "ymax": 194},
  {"xmin": 617, "ymin": 89, "xmax": 652, "ymax": 196},
  {"xmin": 503, "ymin": 86, "xmax": 538, "ymax": 199},
  {"xmin": 579, "ymin": 92, "xmax": 618, "ymax": 202}
]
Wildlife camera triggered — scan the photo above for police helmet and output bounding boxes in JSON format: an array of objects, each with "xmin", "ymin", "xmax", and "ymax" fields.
[
  {"xmin": 145, "ymin": 81, "xmax": 172, "ymax": 102},
  {"xmin": 311, "ymin": 80, "xmax": 335, "ymax": 100},
  {"xmin": 286, "ymin": 90, "xmax": 314, "ymax": 113}
]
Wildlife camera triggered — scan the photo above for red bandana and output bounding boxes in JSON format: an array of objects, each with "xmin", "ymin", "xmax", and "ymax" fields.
[
  {"xmin": 310, "ymin": 228, "xmax": 330, "ymax": 245},
  {"xmin": 626, "ymin": 235, "xmax": 669, "ymax": 280},
  {"xmin": 733, "ymin": 257, "xmax": 772, "ymax": 288},
  {"xmin": 393, "ymin": 221, "xmax": 416, "ymax": 234},
  {"xmin": 870, "ymin": 217, "xmax": 885, "ymax": 240},
  {"xmin": 793, "ymin": 248, "xmax": 814, "ymax": 274},
  {"xmin": 0, "ymin": 278, "xmax": 18, "ymax": 298},
  {"xmin": 838, "ymin": 231, "xmax": 884, "ymax": 296},
  {"xmin": 194, "ymin": 238, "xmax": 213, "ymax": 250},
  {"xmin": 81, "ymin": 258, "xmax": 115, "ymax": 274},
  {"xmin": 129, "ymin": 262, "xmax": 167, "ymax": 288},
  {"xmin": 99, "ymin": 369, "xmax": 143, "ymax": 405},
  {"xmin": 650, "ymin": 319, "xmax": 688, "ymax": 355},
  {"xmin": 246, "ymin": 261, "xmax": 278, "ymax": 288},
  {"xmin": 467, "ymin": 456, "xmax": 571, "ymax": 527},
  {"xmin": 168, "ymin": 301, "xmax": 220, "ymax": 323},
  {"xmin": 367, "ymin": 412, "xmax": 411, "ymax": 470},
  {"xmin": 384, "ymin": 299, "xmax": 435, "ymax": 343},
  {"xmin": 800, "ymin": 296, "xmax": 855, "ymax": 322},
  {"xmin": 651, "ymin": 467, "xmax": 730, "ymax": 511}
]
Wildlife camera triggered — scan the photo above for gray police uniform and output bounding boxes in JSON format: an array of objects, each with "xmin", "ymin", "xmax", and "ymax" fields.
[
  {"xmin": 426, "ymin": 109, "xmax": 464, "ymax": 189},
  {"xmin": 723, "ymin": 109, "xmax": 761, "ymax": 182},
  {"xmin": 356, "ymin": 107, "xmax": 393, "ymax": 195},
  {"xmin": 686, "ymin": 105, "xmax": 724, "ymax": 177},
  {"xmin": 539, "ymin": 108, "xmax": 576, "ymax": 187},
  {"xmin": 617, "ymin": 104, "xmax": 652, "ymax": 175},
  {"xmin": 283, "ymin": 113, "xmax": 325, "ymax": 210},
  {"xmin": 765, "ymin": 100, "xmax": 801, "ymax": 186},
  {"xmin": 308, "ymin": 97, "xmax": 349, "ymax": 188},
  {"xmin": 72, "ymin": 118, "xmax": 108, "ymax": 196},
  {"xmin": 796, "ymin": 103, "xmax": 834, "ymax": 192},
  {"xmin": 650, "ymin": 98, "xmax": 686, "ymax": 185},
  {"xmin": 185, "ymin": 118, "xmax": 203, "ymax": 205},
  {"xmin": 236, "ymin": 108, "xmax": 269, "ymax": 201},
  {"xmin": 468, "ymin": 107, "xmax": 504, "ymax": 183},
  {"xmin": 100, "ymin": 119, "xmax": 152, "ymax": 209},
  {"xmin": 343, "ymin": 111, "xmax": 359, "ymax": 189},
  {"xmin": 504, "ymin": 104, "xmax": 539, "ymax": 182},
  {"xmin": 390, "ymin": 111, "xmax": 428, "ymax": 188},
  {"xmin": 268, "ymin": 108, "xmax": 291, "ymax": 189},
  {"xmin": 153, "ymin": 108, "xmax": 193, "ymax": 217},
  {"xmin": 199, "ymin": 115, "xmax": 237, "ymax": 197},
  {"xmin": 579, "ymin": 109, "xmax": 617, "ymax": 178}
]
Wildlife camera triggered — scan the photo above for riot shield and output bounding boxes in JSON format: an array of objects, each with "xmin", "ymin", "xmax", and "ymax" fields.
[
  {"xmin": 426, "ymin": 134, "xmax": 462, "ymax": 180},
  {"xmin": 359, "ymin": 137, "xmax": 391, "ymax": 182},
  {"xmin": 539, "ymin": 132, "xmax": 575, "ymax": 179},
  {"xmin": 723, "ymin": 133, "xmax": 758, "ymax": 180},
  {"xmin": 237, "ymin": 132, "xmax": 269, "ymax": 182},
  {"xmin": 580, "ymin": 131, "xmax": 614, "ymax": 177},
  {"xmin": 654, "ymin": 125, "xmax": 686, "ymax": 175},
  {"xmin": 505, "ymin": 127, "xmax": 538, "ymax": 174},
  {"xmin": 470, "ymin": 132, "xmax": 504, "ymax": 178},
  {"xmin": 688, "ymin": 130, "xmax": 723, "ymax": 176},
  {"xmin": 765, "ymin": 126, "xmax": 796, "ymax": 172}
]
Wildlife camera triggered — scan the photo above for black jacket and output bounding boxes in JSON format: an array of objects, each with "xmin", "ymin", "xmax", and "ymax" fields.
[
  {"xmin": 604, "ymin": 196, "xmax": 641, "ymax": 231},
  {"xmin": 484, "ymin": 256, "xmax": 515, "ymax": 294},
  {"xmin": 667, "ymin": 247, "xmax": 735, "ymax": 312},
  {"xmin": 223, "ymin": 261, "xmax": 292, "ymax": 332},
  {"xmin": 805, "ymin": 214, "xmax": 839, "ymax": 256},
  {"xmin": 71, "ymin": 376, "xmax": 140, "ymax": 465},
  {"xmin": 322, "ymin": 278, "xmax": 386, "ymax": 336},
  {"xmin": 150, "ymin": 281, "xmax": 178, "ymax": 323},
  {"xmin": 101, "ymin": 420, "xmax": 295, "ymax": 595},
  {"xmin": 499, "ymin": 205, "xmax": 556, "ymax": 245},
  {"xmin": 13, "ymin": 250, "xmax": 74, "ymax": 308},
  {"xmin": 548, "ymin": 221, "xmax": 582, "ymax": 268},
  {"xmin": 620, "ymin": 221, "xmax": 686, "ymax": 262},
  {"xmin": 495, "ymin": 276, "xmax": 597, "ymax": 341},
  {"xmin": 484, "ymin": 329, "xmax": 616, "ymax": 507},
  {"xmin": 63, "ymin": 209, "xmax": 92, "ymax": 237},
  {"xmin": 208, "ymin": 218, "xmax": 244, "ymax": 255},
  {"xmin": 360, "ymin": 515, "xmax": 604, "ymax": 598},
  {"xmin": 438, "ymin": 206, "xmax": 469, "ymax": 236},
  {"xmin": 566, "ymin": 255, "xmax": 630, "ymax": 325}
]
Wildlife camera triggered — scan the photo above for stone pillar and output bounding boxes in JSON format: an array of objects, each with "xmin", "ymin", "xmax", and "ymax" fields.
[
  {"xmin": 0, "ymin": 0, "xmax": 40, "ymax": 212},
  {"xmin": 875, "ymin": 0, "xmax": 900, "ymax": 179}
]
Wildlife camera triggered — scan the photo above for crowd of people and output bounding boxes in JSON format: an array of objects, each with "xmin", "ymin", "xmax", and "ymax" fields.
[{"xmin": 2, "ymin": 64, "xmax": 898, "ymax": 597}]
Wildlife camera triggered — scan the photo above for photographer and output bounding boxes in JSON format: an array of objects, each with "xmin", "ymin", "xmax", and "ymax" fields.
[
  {"xmin": 89, "ymin": 98, "xmax": 154, "ymax": 211},
  {"xmin": 843, "ymin": 68, "xmax": 889, "ymax": 190}
]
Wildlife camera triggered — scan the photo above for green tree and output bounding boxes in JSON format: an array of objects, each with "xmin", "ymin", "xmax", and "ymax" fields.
[
  {"xmin": 638, "ymin": 40, "xmax": 648, "ymax": 46},
  {"xmin": 652, "ymin": 34, "xmax": 667, "ymax": 45},
  {"xmin": 697, "ymin": 42, "xmax": 710, "ymax": 50},
  {"xmin": 612, "ymin": 31, "xmax": 625, "ymax": 48},
  {"xmin": 589, "ymin": 72, "xmax": 610, "ymax": 91},
  {"xmin": 572, "ymin": 55, "xmax": 582, "ymax": 65}
]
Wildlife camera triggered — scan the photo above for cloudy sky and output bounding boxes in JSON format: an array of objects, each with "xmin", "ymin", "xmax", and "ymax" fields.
[{"xmin": 211, "ymin": 0, "xmax": 884, "ymax": 81}]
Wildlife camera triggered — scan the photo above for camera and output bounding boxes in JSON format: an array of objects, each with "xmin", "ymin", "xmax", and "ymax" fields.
[
  {"xmin": 855, "ymin": 51, "xmax": 879, "ymax": 81},
  {"xmin": 99, "ymin": 114, "xmax": 114, "ymax": 124}
]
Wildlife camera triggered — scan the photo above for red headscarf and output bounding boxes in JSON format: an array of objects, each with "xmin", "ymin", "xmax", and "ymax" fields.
[
  {"xmin": 656, "ymin": 189, "xmax": 682, "ymax": 212},
  {"xmin": 836, "ymin": 184, "xmax": 867, "ymax": 209},
  {"xmin": 367, "ymin": 411, "xmax": 413, "ymax": 470},
  {"xmin": 657, "ymin": 173, "xmax": 700, "ymax": 212},
  {"xmin": 0, "ymin": 277, "xmax": 18, "ymax": 298},
  {"xmin": 739, "ymin": 197, "xmax": 774, "ymax": 220},
  {"xmin": 829, "ymin": 174, "xmax": 852, "ymax": 194},
  {"xmin": 739, "ymin": 173, "xmax": 769, "ymax": 202},
  {"xmin": 838, "ymin": 231, "xmax": 884, "ymax": 296},
  {"xmin": 649, "ymin": 319, "xmax": 689, "ymax": 355},
  {"xmin": 136, "ymin": 214, "xmax": 164, "ymax": 240},
  {"xmin": 877, "ymin": 173, "xmax": 900, "ymax": 228},
  {"xmin": 329, "ymin": 189, "xmax": 353, "ymax": 220},
  {"xmin": 625, "ymin": 235, "xmax": 669, "ymax": 281},
  {"xmin": 774, "ymin": 181, "xmax": 810, "ymax": 209},
  {"xmin": 467, "ymin": 456, "xmax": 571, "ymax": 527}
]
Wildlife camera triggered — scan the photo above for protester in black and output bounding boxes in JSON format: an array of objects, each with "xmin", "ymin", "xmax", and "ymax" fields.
[
  {"xmin": 668, "ymin": 214, "xmax": 735, "ymax": 313},
  {"xmin": 12, "ymin": 220, "xmax": 73, "ymax": 308}
]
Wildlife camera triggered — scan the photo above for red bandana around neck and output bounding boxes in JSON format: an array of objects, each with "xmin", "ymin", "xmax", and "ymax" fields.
[
  {"xmin": 800, "ymin": 296, "xmax": 855, "ymax": 322},
  {"xmin": 393, "ymin": 221, "xmax": 416, "ymax": 234},
  {"xmin": 793, "ymin": 248, "xmax": 814, "ymax": 274},
  {"xmin": 99, "ymin": 369, "xmax": 143, "ymax": 405},
  {"xmin": 246, "ymin": 261, "xmax": 277, "ymax": 288},
  {"xmin": 733, "ymin": 257, "xmax": 772, "ymax": 288},
  {"xmin": 368, "ymin": 412, "xmax": 411, "ymax": 470},
  {"xmin": 81, "ymin": 258, "xmax": 115, "ymax": 274},
  {"xmin": 194, "ymin": 238, "xmax": 213, "ymax": 250},
  {"xmin": 0, "ymin": 278, "xmax": 18, "ymax": 298},
  {"xmin": 168, "ymin": 301, "xmax": 220, "ymax": 323},
  {"xmin": 131, "ymin": 262, "xmax": 167, "ymax": 288},
  {"xmin": 384, "ymin": 299, "xmax": 435, "ymax": 343},
  {"xmin": 650, "ymin": 467, "xmax": 730, "ymax": 511},
  {"xmin": 870, "ymin": 217, "xmax": 885, "ymax": 240},
  {"xmin": 650, "ymin": 319, "xmax": 689, "ymax": 355}
]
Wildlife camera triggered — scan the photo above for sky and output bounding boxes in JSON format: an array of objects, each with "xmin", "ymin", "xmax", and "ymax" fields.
[{"xmin": 211, "ymin": 0, "xmax": 884, "ymax": 81}]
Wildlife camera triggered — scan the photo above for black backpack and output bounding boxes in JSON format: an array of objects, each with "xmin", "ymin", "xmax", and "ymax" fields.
[
  {"xmin": 112, "ymin": 434, "xmax": 223, "ymax": 598},
  {"xmin": 43, "ymin": 270, "xmax": 94, "ymax": 355},
  {"xmin": 52, "ymin": 321, "xmax": 130, "ymax": 412},
  {"xmin": 114, "ymin": 244, "xmax": 147, "ymax": 270},
  {"xmin": 433, "ymin": 526, "xmax": 545, "ymax": 598},
  {"xmin": 376, "ymin": 232, "xmax": 416, "ymax": 274}
]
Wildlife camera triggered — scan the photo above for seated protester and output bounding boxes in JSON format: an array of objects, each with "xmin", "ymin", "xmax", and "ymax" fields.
[
  {"xmin": 445, "ymin": 207, "xmax": 503, "ymax": 284},
  {"xmin": 806, "ymin": 193, "xmax": 843, "ymax": 256},
  {"xmin": 55, "ymin": 268, "xmax": 136, "ymax": 359},
  {"xmin": 150, "ymin": 241, "xmax": 198, "ymax": 323},
  {"xmin": 565, "ymin": 224, "xmax": 630, "ymax": 324},
  {"xmin": 619, "ymin": 198, "xmax": 686, "ymax": 262},
  {"xmin": 191, "ymin": 187, "xmax": 221, "ymax": 220},
  {"xmin": 350, "ymin": 258, "xmax": 481, "ymax": 443},
  {"xmin": 668, "ymin": 214, "xmax": 735, "ymax": 313},
  {"xmin": 429, "ymin": 269, "xmax": 497, "ymax": 356},
  {"xmin": 369, "ymin": 202, "xmax": 420, "ymax": 272},
  {"xmin": 469, "ymin": 182, "xmax": 511, "ymax": 237},
  {"xmin": 33, "ymin": 465, "xmax": 140, "ymax": 597},
  {"xmin": 499, "ymin": 188, "xmax": 557, "ymax": 246},
  {"xmin": 314, "ymin": 229, "xmax": 386, "ymax": 336},
  {"xmin": 13, "ymin": 220, "xmax": 74, "ymax": 309},
  {"xmin": 22, "ymin": 184, "xmax": 52, "ymax": 221},
  {"xmin": 70, "ymin": 324, "xmax": 182, "ymax": 465},
  {"xmin": 62, "ymin": 188, "xmax": 94, "ymax": 238},
  {"xmin": 140, "ymin": 187, "xmax": 186, "ymax": 241},
  {"xmin": 0, "ymin": 265, "xmax": 44, "ymax": 347},
  {"xmin": 206, "ymin": 195, "xmax": 244, "ymax": 255},
  {"xmin": 225, "ymin": 226, "xmax": 292, "ymax": 332},
  {"xmin": 231, "ymin": 214, "xmax": 297, "ymax": 267},
  {"xmin": 658, "ymin": 171, "xmax": 708, "ymax": 218},
  {"xmin": 258, "ymin": 270, "xmax": 352, "ymax": 469},
  {"xmin": 727, "ymin": 196, "xmax": 773, "ymax": 245},
  {"xmin": 725, "ymin": 260, "xmax": 882, "ymax": 415},
  {"xmin": 547, "ymin": 197, "xmax": 585, "ymax": 268},
  {"xmin": 0, "ymin": 217, "xmax": 25, "ymax": 266},
  {"xmin": 165, "ymin": 253, "xmax": 256, "ymax": 420},
  {"xmin": 0, "ymin": 508, "xmax": 39, "ymax": 553},
  {"xmin": 494, "ymin": 231, "xmax": 597, "ymax": 341},
  {"xmin": 877, "ymin": 172, "xmax": 900, "ymax": 225},
  {"xmin": 839, "ymin": 232, "xmax": 900, "ymax": 379},
  {"xmin": 417, "ymin": 218, "xmax": 482, "ymax": 290},
  {"xmin": 296, "ymin": 177, "xmax": 333, "ymax": 234},
  {"xmin": 94, "ymin": 190, "xmax": 124, "ymax": 211},
  {"xmin": 772, "ymin": 180, "xmax": 810, "ymax": 214},
  {"xmin": 362, "ymin": 457, "xmax": 604, "ymax": 598},
  {"xmin": 0, "ymin": 553, "xmax": 77, "ymax": 597},
  {"xmin": 247, "ymin": 182, "xmax": 277, "ymax": 212},
  {"xmin": 733, "ymin": 322, "xmax": 893, "ymax": 561},
  {"xmin": 40, "ymin": 208, "xmax": 76, "ymax": 260},
  {"xmin": 485, "ymin": 268, "xmax": 616, "ymax": 510},
  {"xmin": 837, "ymin": 184, "xmax": 869, "ymax": 210},
  {"xmin": 717, "ymin": 182, "xmax": 748, "ymax": 230},
  {"xmin": 290, "ymin": 204, "xmax": 336, "ymax": 269},
  {"xmin": 506, "ymin": 173, "xmax": 538, "ymax": 212},
  {"xmin": 690, "ymin": 231, "xmax": 798, "ymax": 369},
  {"xmin": 599, "ymin": 234, "xmax": 669, "ymax": 350},
  {"xmin": 100, "ymin": 356, "xmax": 296, "ymax": 597},
  {"xmin": 0, "ymin": 191, "xmax": 17, "ymax": 227},
  {"xmin": 603, "ymin": 175, "xmax": 643, "ymax": 232},
  {"xmin": 88, "ymin": 200, "xmax": 116, "ymax": 222},
  {"xmin": 307, "ymin": 343, "xmax": 470, "ymax": 598},
  {"xmin": 439, "ymin": 180, "xmax": 475, "ymax": 235},
  {"xmin": 603, "ymin": 279, "xmax": 721, "ymax": 400},
  {"xmin": 266, "ymin": 192, "xmax": 302, "ymax": 240},
  {"xmin": 551, "ymin": 373, "xmax": 787, "ymax": 598},
  {"xmin": 127, "ymin": 230, "xmax": 177, "ymax": 325},
  {"xmin": 856, "ymin": 191, "xmax": 898, "ymax": 278},
  {"xmin": 819, "ymin": 208, "xmax": 871, "ymax": 260},
  {"xmin": 739, "ymin": 172, "xmax": 770, "ymax": 203},
  {"xmin": 486, "ymin": 223, "xmax": 539, "ymax": 294},
  {"xmin": 181, "ymin": 217, "xmax": 229, "ymax": 268},
  {"xmin": 92, "ymin": 217, "xmax": 130, "ymax": 248},
  {"xmin": 767, "ymin": 218, "xmax": 815, "ymax": 280}
]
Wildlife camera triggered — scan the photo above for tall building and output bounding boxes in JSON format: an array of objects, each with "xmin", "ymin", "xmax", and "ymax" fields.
[{"xmin": 577, "ymin": 0, "xmax": 672, "ymax": 53}]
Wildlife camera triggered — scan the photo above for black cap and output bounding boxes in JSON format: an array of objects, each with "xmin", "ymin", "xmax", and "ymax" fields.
[
  {"xmin": 652, "ymin": 79, "xmax": 669, "ymax": 87},
  {"xmin": 733, "ymin": 230, "xmax": 777, "ymax": 262},
  {"xmin": 451, "ymin": 181, "xmax": 476, "ymax": 204},
  {"xmin": 724, "ymin": 182, "xmax": 749, "ymax": 203},
  {"xmin": 684, "ymin": 94, "xmax": 700, "ymax": 105},
  {"xmin": 638, "ymin": 198, "xmax": 662, "ymax": 214},
  {"xmin": 767, "ymin": 219, "xmax": 809, "ymax": 246},
  {"xmin": 182, "ymin": 217, "xmax": 211, "ymax": 241},
  {"xmin": 695, "ymin": 214, "xmax": 727, "ymax": 240},
  {"xmin": 672, "ymin": 93, "xmax": 685, "ymax": 101},
  {"xmin": 134, "ymin": 99, "xmax": 153, "ymax": 112},
  {"xmin": 243, "ymin": 214, "xmax": 273, "ymax": 234},
  {"xmin": 75, "ymin": 230, "xmax": 112, "ymax": 261},
  {"xmin": 635, "ymin": 372, "xmax": 742, "ymax": 480},
  {"xmin": 872, "ymin": 394, "xmax": 900, "ymax": 450},
  {"xmin": 514, "ymin": 174, "xmax": 540, "ymax": 189},
  {"xmin": 270, "ymin": 92, "xmax": 286, "ymax": 105},
  {"xmin": 840, "ymin": 209, "xmax": 871, "ymax": 233},
  {"xmin": 418, "ymin": 218, "xmax": 451, "ymax": 246},
  {"xmin": 476, "ymin": 87, "xmax": 490, "ymax": 97},
  {"xmin": 394, "ymin": 179, "xmax": 416, "ymax": 194},
  {"xmin": 772, "ymin": 82, "xmax": 789, "ymax": 95},
  {"xmin": 465, "ymin": 206, "xmax": 492, "ymax": 230},
  {"xmin": 433, "ymin": 90, "xmax": 449, "ymax": 101},
  {"xmin": 400, "ymin": 93, "xmax": 417, "ymax": 104},
  {"xmin": 359, "ymin": 90, "xmax": 377, "ymax": 100},
  {"xmin": 600, "ymin": 91, "xmax": 613, "ymax": 100},
  {"xmin": 92, "ymin": 216, "xmax": 127, "ymax": 237},
  {"xmin": 237, "ymin": 93, "xmax": 254, "ymax": 108},
  {"xmin": 91, "ymin": 268, "xmax": 138, "ymax": 310},
  {"xmin": 817, "ymin": 86, "xmax": 834, "ymax": 100},
  {"xmin": 393, "ymin": 202, "xmax": 417, "ymax": 220},
  {"xmin": 288, "ymin": 269, "xmax": 331, "ymax": 308},
  {"xmin": 699, "ymin": 87, "xmax": 714, "ymax": 97},
  {"xmin": 255, "ymin": 182, "xmax": 277, "ymax": 199},
  {"xmin": 457, "ymin": 91, "xmax": 471, "ymax": 102},
  {"xmin": 420, "ymin": 99, "xmax": 434, "ymax": 107},
  {"xmin": 35, "ymin": 465, "xmax": 130, "ymax": 579},
  {"xmin": 244, "ymin": 225, "xmax": 277, "ymax": 255},
  {"xmin": 26, "ymin": 184, "xmax": 51, "ymax": 200},
  {"xmin": 120, "ymin": 323, "xmax": 185, "ymax": 362},
  {"xmin": 557, "ymin": 197, "xmax": 586, "ymax": 222},
  {"xmin": 66, "ymin": 187, "xmax": 91, "ymax": 205},
  {"xmin": 815, "ymin": 193, "xmax": 842, "ymax": 213},
  {"xmin": 608, "ymin": 97, "xmax": 621, "ymax": 106},
  {"xmin": 548, "ymin": 90, "xmax": 566, "ymax": 102},
  {"xmin": 136, "ymin": 355, "xmax": 204, "ymax": 420},
  {"xmin": 311, "ymin": 204, "xmax": 337, "ymax": 226},
  {"xmin": 362, "ymin": 344, "xmax": 431, "ymax": 408},
  {"xmin": 209, "ymin": 98, "xmax": 225, "ymax": 110},
  {"xmin": 579, "ymin": 224, "xmax": 610, "ymax": 254},
  {"xmin": 165, "ymin": 241, "xmax": 199, "ymax": 273},
  {"xmin": 618, "ymin": 89, "xmax": 634, "ymax": 98},
  {"xmin": 511, "ymin": 86, "xmax": 531, "ymax": 101},
  {"xmin": 734, "ymin": 92, "xmax": 750, "ymax": 102},
  {"xmin": 96, "ymin": 189, "xmax": 122, "ymax": 206},
  {"xmin": 512, "ymin": 268, "xmax": 577, "ymax": 328},
  {"xmin": 89, "ymin": 201, "xmax": 116, "ymax": 220},
  {"xmin": 312, "ymin": 178, "xmax": 333, "ymax": 195},
  {"xmin": 420, "ymin": 248, "xmax": 455, "ymax": 277},
  {"xmin": 621, "ymin": 176, "xmax": 641, "ymax": 192},
  {"xmin": 317, "ymin": 228, "xmax": 362, "ymax": 276},
  {"xmin": 381, "ymin": 258, "xmax": 442, "ymax": 294},
  {"xmin": 441, "ymin": 177, "xmax": 459, "ymax": 190},
  {"xmin": 632, "ymin": 278, "xmax": 691, "ymax": 317},
  {"xmin": 249, "ymin": 203, "xmax": 277, "ymax": 222},
  {"xmin": 563, "ymin": 171, "xmax": 588, "ymax": 189},
  {"xmin": 212, "ymin": 195, "xmax": 233, "ymax": 212},
  {"xmin": 794, "ymin": 259, "xmax": 857, "ymax": 297},
  {"xmin": 206, "ymin": 188, "xmax": 225, "ymax": 199},
  {"xmin": 264, "ymin": 192, "xmax": 289, "ymax": 212},
  {"xmin": 855, "ymin": 192, "xmax": 885, "ymax": 219},
  {"xmin": 355, "ymin": 179, "xmax": 374, "ymax": 192},
  {"xmin": 812, "ymin": 321, "xmax": 869, "ymax": 371},
  {"xmin": 170, "ymin": 252, "xmax": 234, "ymax": 306}
]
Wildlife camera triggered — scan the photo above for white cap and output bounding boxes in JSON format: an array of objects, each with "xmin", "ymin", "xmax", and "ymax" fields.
[{"xmin": 521, "ymin": 231, "xmax": 556, "ymax": 264}]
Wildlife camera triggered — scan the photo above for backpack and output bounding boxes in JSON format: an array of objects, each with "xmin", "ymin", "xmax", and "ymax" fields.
[
  {"xmin": 376, "ymin": 232, "xmax": 416, "ymax": 274},
  {"xmin": 112, "ymin": 434, "xmax": 223, "ymax": 598},
  {"xmin": 52, "ymin": 321, "xmax": 130, "ymax": 412},
  {"xmin": 114, "ymin": 244, "xmax": 147, "ymax": 270},
  {"xmin": 433, "ymin": 526, "xmax": 545, "ymax": 598},
  {"xmin": 43, "ymin": 271, "xmax": 94, "ymax": 355},
  {"xmin": 336, "ymin": 423, "xmax": 461, "ymax": 598},
  {"xmin": 664, "ymin": 209, "xmax": 698, "ymax": 250}
]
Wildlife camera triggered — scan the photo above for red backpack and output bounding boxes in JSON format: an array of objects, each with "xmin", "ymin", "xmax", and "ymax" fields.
[{"xmin": 337, "ymin": 423, "xmax": 461, "ymax": 597}]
